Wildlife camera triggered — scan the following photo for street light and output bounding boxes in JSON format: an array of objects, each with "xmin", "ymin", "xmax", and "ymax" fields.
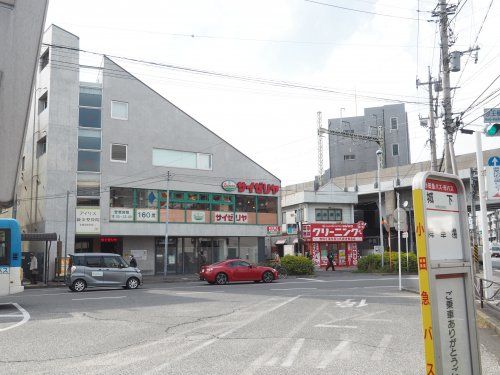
[{"xmin": 376, "ymin": 149, "xmax": 384, "ymax": 267}]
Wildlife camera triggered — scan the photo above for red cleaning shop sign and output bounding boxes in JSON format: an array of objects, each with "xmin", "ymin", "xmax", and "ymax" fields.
[{"xmin": 302, "ymin": 222, "xmax": 366, "ymax": 242}]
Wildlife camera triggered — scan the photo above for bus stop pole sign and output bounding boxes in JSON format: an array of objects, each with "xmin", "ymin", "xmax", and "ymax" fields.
[{"xmin": 412, "ymin": 172, "xmax": 481, "ymax": 375}]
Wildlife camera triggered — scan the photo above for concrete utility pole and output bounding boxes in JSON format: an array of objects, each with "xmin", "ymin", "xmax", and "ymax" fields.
[
  {"xmin": 470, "ymin": 167, "xmax": 480, "ymax": 273},
  {"xmin": 435, "ymin": 1, "xmax": 456, "ymax": 174},
  {"xmin": 475, "ymin": 132, "xmax": 493, "ymax": 297},
  {"xmin": 164, "ymin": 171, "xmax": 171, "ymax": 278},
  {"xmin": 416, "ymin": 67, "xmax": 438, "ymax": 171}
]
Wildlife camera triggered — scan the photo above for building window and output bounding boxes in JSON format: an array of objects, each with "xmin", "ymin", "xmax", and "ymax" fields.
[
  {"xmin": 390, "ymin": 117, "xmax": 398, "ymax": 130},
  {"xmin": 315, "ymin": 208, "xmax": 342, "ymax": 222},
  {"xmin": 77, "ymin": 198, "xmax": 100, "ymax": 207},
  {"xmin": 38, "ymin": 91, "xmax": 48, "ymax": 114},
  {"xmin": 79, "ymin": 86, "xmax": 102, "ymax": 107},
  {"xmin": 392, "ymin": 143, "xmax": 399, "ymax": 156},
  {"xmin": 110, "ymin": 187, "xmax": 134, "ymax": 207},
  {"xmin": 78, "ymin": 128, "xmax": 101, "ymax": 150},
  {"xmin": 344, "ymin": 154, "xmax": 355, "ymax": 160},
  {"xmin": 110, "ymin": 144, "xmax": 127, "ymax": 163},
  {"xmin": 36, "ymin": 136, "xmax": 47, "ymax": 158},
  {"xmin": 152, "ymin": 148, "xmax": 213, "ymax": 170},
  {"xmin": 79, "ymin": 107, "xmax": 101, "ymax": 128},
  {"xmin": 77, "ymin": 173, "xmax": 100, "ymax": 197},
  {"xmin": 78, "ymin": 150, "xmax": 100, "ymax": 172},
  {"xmin": 111, "ymin": 101, "xmax": 128, "ymax": 120},
  {"xmin": 39, "ymin": 49, "xmax": 49, "ymax": 71}
]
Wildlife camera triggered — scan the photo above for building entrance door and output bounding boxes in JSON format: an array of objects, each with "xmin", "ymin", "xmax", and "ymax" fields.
[{"xmin": 155, "ymin": 237, "xmax": 178, "ymax": 274}]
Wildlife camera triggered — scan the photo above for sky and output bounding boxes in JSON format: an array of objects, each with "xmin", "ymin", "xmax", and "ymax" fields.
[{"xmin": 45, "ymin": 0, "xmax": 500, "ymax": 186}]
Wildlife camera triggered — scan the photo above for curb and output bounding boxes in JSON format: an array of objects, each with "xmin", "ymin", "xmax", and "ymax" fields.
[{"xmin": 476, "ymin": 307, "xmax": 500, "ymax": 335}]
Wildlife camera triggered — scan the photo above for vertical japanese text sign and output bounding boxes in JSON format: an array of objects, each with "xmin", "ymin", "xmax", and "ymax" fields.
[{"xmin": 412, "ymin": 172, "xmax": 481, "ymax": 375}]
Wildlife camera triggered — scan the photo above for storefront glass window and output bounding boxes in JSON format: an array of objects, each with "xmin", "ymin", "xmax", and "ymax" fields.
[
  {"xmin": 136, "ymin": 189, "xmax": 158, "ymax": 208},
  {"xmin": 240, "ymin": 237, "xmax": 258, "ymax": 264},
  {"xmin": 236, "ymin": 195, "xmax": 256, "ymax": 212},
  {"xmin": 110, "ymin": 187, "xmax": 133, "ymax": 207},
  {"xmin": 257, "ymin": 196, "xmax": 278, "ymax": 224}
]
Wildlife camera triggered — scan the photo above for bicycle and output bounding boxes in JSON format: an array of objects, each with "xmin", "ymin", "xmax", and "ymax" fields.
[{"xmin": 272, "ymin": 263, "xmax": 288, "ymax": 279}]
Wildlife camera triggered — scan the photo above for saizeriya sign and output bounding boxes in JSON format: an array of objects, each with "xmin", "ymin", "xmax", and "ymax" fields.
[{"xmin": 222, "ymin": 180, "xmax": 280, "ymax": 195}]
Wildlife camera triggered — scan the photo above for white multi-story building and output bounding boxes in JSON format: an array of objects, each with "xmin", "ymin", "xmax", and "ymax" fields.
[{"xmin": 16, "ymin": 25, "xmax": 281, "ymax": 277}]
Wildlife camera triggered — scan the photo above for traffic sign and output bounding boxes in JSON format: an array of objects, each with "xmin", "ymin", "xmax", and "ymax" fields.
[
  {"xmin": 412, "ymin": 172, "xmax": 481, "ymax": 375},
  {"xmin": 483, "ymin": 108, "xmax": 500, "ymax": 123},
  {"xmin": 402, "ymin": 231, "xmax": 408, "ymax": 239},
  {"xmin": 487, "ymin": 156, "xmax": 500, "ymax": 166},
  {"xmin": 393, "ymin": 208, "xmax": 407, "ymax": 232},
  {"xmin": 486, "ymin": 166, "xmax": 500, "ymax": 200}
]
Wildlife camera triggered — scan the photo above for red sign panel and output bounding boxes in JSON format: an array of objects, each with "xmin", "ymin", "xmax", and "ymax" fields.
[
  {"xmin": 425, "ymin": 178, "xmax": 458, "ymax": 194},
  {"xmin": 237, "ymin": 182, "xmax": 279, "ymax": 195},
  {"xmin": 302, "ymin": 222, "xmax": 366, "ymax": 242}
]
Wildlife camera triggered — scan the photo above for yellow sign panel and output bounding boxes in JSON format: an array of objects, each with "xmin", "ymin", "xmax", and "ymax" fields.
[{"xmin": 413, "ymin": 188, "xmax": 436, "ymax": 375}]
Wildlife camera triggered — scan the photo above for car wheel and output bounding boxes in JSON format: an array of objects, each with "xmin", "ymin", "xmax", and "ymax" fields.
[
  {"xmin": 72, "ymin": 279, "xmax": 87, "ymax": 292},
  {"xmin": 68, "ymin": 285, "xmax": 75, "ymax": 292},
  {"xmin": 215, "ymin": 273, "xmax": 228, "ymax": 285},
  {"xmin": 126, "ymin": 277, "xmax": 140, "ymax": 289},
  {"xmin": 262, "ymin": 271, "xmax": 274, "ymax": 283}
]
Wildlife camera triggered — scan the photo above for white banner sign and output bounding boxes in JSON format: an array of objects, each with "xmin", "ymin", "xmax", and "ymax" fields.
[
  {"xmin": 486, "ymin": 166, "xmax": 500, "ymax": 201},
  {"xmin": 130, "ymin": 250, "xmax": 147, "ymax": 260},
  {"xmin": 136, "ymin": 208, "xmax": 158, "ymax": 222},
  {"xmin": 110, "ymin": 208, "xmax": 133, "ymax": 221},
  {"xmin": 76, "ymin": 208, "xmax": 100, "ymax": 234}
]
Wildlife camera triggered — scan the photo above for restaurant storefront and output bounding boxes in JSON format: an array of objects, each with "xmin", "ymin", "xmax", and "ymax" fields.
[{"xmin": 302, "ymin": 222, "xmax": 366, "ymax": 268}]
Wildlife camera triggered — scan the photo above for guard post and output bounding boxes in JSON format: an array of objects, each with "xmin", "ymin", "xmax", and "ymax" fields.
[{"xmin": 412, "ymin": 172, "xmax": 481, "ymax": 375}]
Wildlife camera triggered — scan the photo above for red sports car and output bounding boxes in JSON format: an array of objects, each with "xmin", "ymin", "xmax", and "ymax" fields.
[{"xmin": 201, "ymin": 259, "xmax": 278, "ymax": 285}]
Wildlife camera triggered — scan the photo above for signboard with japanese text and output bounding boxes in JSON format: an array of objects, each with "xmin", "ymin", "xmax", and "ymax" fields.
[
  {"xmin": 213, "ymin": 212, "xmax": 250, "ymax": 224},
  {"xmin": 302, "ymin": 222, "xmax": 366, "ymax": 242},
  {"xmin": 110, "ymin": 208, "xmax": 133, "ymax": 221},
  {"xmin": 423, "ymin": 178, "xmax": 464, "ymax": 260},
  {"xmin": 412, "ymin": 172, "xmax": 481, "ymax": 375},
  {"xmin": 483, "ymin": 107, "xmax": 500, "ymax": 123},
  {"xmin": 486, "ymin": 166, "xmax": 500, "ymax": 200},
  {"xmin": 266, "ymin": 225, "xmax": 281, "ymax": 235},
  {"xmin": 76, "ymin": 208, "xmax": 100, "ymax": 234},
  {"xmin": 135, "ymin": 208, "xmax": 158, "ymax": 222}
]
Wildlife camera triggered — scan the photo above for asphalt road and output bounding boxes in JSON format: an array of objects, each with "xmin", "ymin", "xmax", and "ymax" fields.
[{"xmin": 1, "ymin": 273, "xmax": 499, "ymax": 375}]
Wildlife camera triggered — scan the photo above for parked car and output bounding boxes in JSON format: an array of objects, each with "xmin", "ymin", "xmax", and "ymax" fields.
[
  {"xmin": 201, "ymin": 259, "xmax": 278, "ymax": 285},
  {"xmin": 66, "ymin": 253, "xmax": 143, "ymax": 292},
  {"xmin": 491, "ymin": 244, "xmax": 500, "ymax": 258}
]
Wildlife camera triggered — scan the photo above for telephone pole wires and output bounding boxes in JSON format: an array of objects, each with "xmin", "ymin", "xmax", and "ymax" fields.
[{"xmin": 417, "ymin": 66, "xmax": 440, "ymax": 171}]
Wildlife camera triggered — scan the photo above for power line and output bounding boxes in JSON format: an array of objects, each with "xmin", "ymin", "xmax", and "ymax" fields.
[
  {"xmin": 460, "ymin": 73, "xmax": 500, "ymax": 116},
  {"xmin": 44, "ymin": 43, "xmax": 429, "ymax": 105},
  {"xmin": 304, "ymin": 0, "xmax": 421, "ymax": 20}
]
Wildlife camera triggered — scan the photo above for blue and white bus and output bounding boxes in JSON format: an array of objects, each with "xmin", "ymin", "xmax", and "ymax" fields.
[{"xmin": 0, "ymin": 219, "xmax": 24, "ymax": 296}]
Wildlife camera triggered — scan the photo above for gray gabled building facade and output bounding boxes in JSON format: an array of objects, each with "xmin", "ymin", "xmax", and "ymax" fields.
[
  {"xmin": 16, "ymin": 25, "xmax": 281, "ymax": 277},
  {"xmin": 328, "ymin": 104, "xmax": 411, "ymax": 178}
]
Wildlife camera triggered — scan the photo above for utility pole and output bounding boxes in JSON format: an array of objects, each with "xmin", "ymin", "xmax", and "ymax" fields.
[
  {"xmin": 164, "ymin": 171, "xmax": 171, "ymax": 279},
  {"xmin": 317, "ymin": 112, "xmax": 323, "ymax": 186},
  {"xmin": 470, "ymin": 167, "xmax": 480, "ymax": 273},
  {"xmin": 434, "ymin": 1, "xmax": 456, "ymax": 174},
  {"xmin": 416, "ymin": 66, "xmax": 439, "ymax": 171},
  {"xmin": 63, "ymin": 190, "xmax": 69, "ymax": 279}
]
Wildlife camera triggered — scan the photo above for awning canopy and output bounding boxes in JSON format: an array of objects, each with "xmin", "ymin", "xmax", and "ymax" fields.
[{"xmin": 275, "ymin": 239, "xmax": 287, "ymax": 245}]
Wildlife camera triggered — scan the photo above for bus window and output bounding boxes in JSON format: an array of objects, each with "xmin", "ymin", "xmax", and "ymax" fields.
[{"xmin": 0, "ymin": 229, "xmax": 9, "ymax": 265}]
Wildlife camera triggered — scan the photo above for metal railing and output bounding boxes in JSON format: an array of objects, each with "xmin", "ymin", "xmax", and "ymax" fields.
[{"xmin": 474, "ymin": 276, "xmax": 500, "ymax": 312}]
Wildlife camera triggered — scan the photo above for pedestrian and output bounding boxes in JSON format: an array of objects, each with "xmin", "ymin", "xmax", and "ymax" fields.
[
  {"xmin": 29, "ymin": 252, "xmax": 38, "ymax": 284},
  {"xmin": 273, "ymin": 250, "xmax": 281, "ymax": 266},
  {"xmin": 129, "ymin": 255, "xmax": 137, "ymax": 268},
  {"xmin": 326, "ymin": 250, "xmax": 335, "ymax": 271}
]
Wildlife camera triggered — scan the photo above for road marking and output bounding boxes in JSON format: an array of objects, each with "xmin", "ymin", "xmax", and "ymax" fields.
[
  {"xmin": 175, "ymin": 291, "xmax": 225, "ymax": 295},
  {"xmin": 297, "ymin": 278, "xmax": 325, "ymax": 282},
  {"xmin": 270, "ymin": 287, "xmax": 317, "ymax": 291},
  {"xmin": 371, "ymin": 334, "xmax": 393, "ymax": 361},
  {"xmin": 0, "ymin": 314, "xmax": 24, "ymax": 317},
  {"xmin": 0, "ymin": 303, "xmax": 30, "ymax": 332},
  {"xmin": 146, "ymin": 295, "xmax": 301, "ymax": 374},
  {"xmin": 315, "ymin": 324, "xmax": 357, "ymax": 328},
  {"xmin": 242, "ymin": 302, "xmax": 328, "ymax": 375},
  {"xmin": 281, "ymin": 338, "xmax": 305, "ymax": 367},
  {"xmin": 317, "ymin": 340, "xmax": 350, "ymax": 369},
  {"xmin": 358, "ymin": 299, "xmax": 368, "ymax": 307},
  {"xmin": 71, "ymin": 296, "xmax": 127, "ymax": 301},
  {"xmin": 336, "ymin": 299, "xmax": 367, "ymax": 308},
  {"xmin": 265, "ymin": 357, "xmax": 279, "ymax": 366}
]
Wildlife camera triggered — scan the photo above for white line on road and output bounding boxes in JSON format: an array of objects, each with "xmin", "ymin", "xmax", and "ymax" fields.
[
  {"xmin": 371, "ymin": 334, "xmax": 393, "ymax": 361},
  {"xmin": 146, "ymin": 295, "xmax": 302, "ymax": 374},
  {"xmin": 71, "ymin": 296, "xmax": 127, "ymax": 301},
  {"xmin": 0, "ymin": 303, "xmax": 30, "ymax": 332},
  {"xmin": 175, "ymin": 291, "xmax": 225, "ymax": 295},
  {"xmin": 270, "ymin": 288, "xmax": 317, "ymax": 291},
  {"xmin": 314, "ymin": 324, "xmax": 357, "ymax": 329},
  {"xmin": 317, "ymin": 340, "xmax": 350, "ymax": 369},
  {"xmin": 281, "ymin": 338, "xmax": 305, "ymax": 367},
  {"xmin": 297, "ymin": 278, "xmax": 325, "ymax": 282},
  {"xmin": 0, "ymin": 314, "xmax": 24, "ymax": 317}
]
